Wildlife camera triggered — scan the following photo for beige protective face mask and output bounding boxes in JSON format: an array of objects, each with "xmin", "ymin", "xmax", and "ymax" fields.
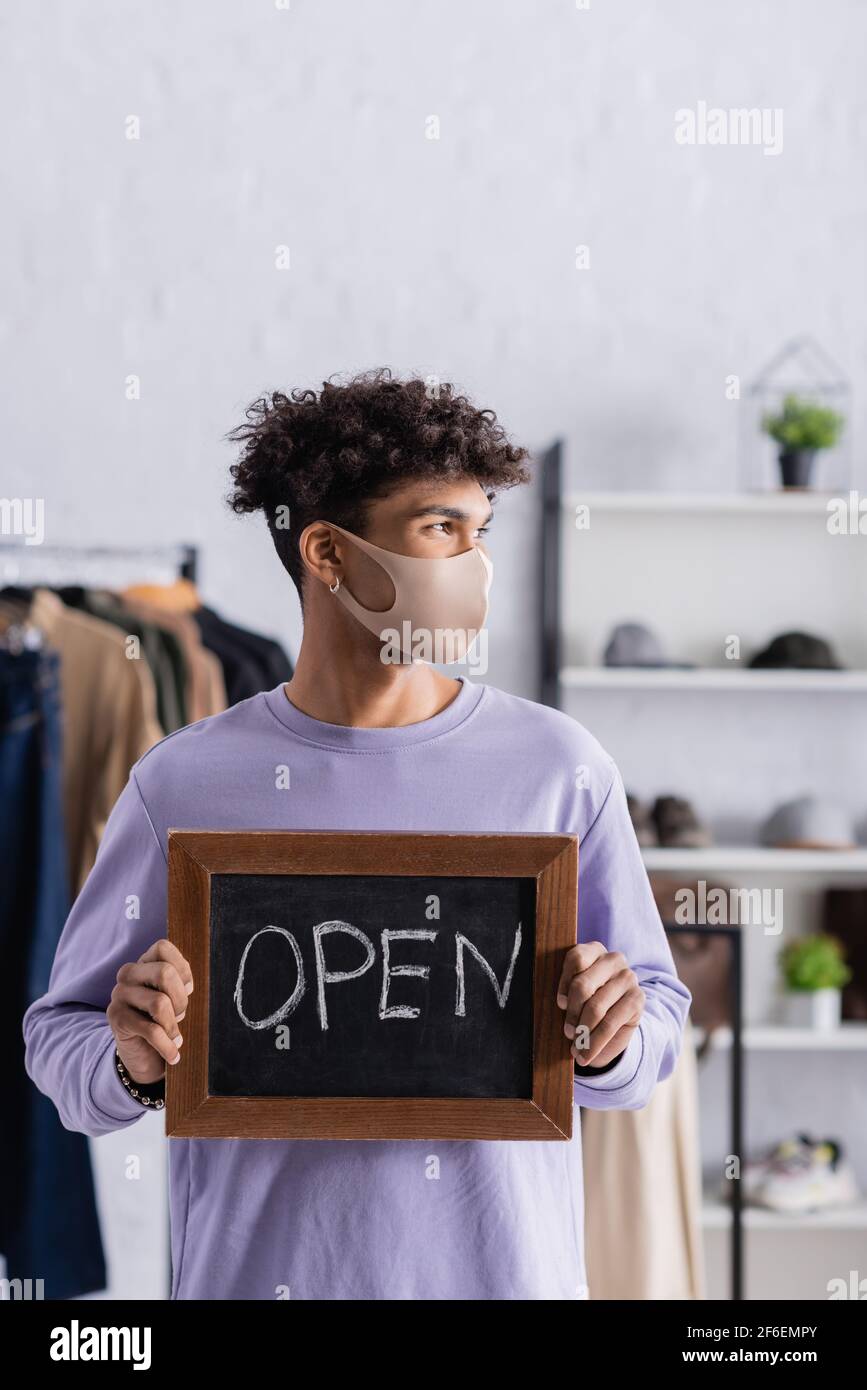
[{"xmin": 324, "ymin": 521, "xmax": 493, "ymax": 664}]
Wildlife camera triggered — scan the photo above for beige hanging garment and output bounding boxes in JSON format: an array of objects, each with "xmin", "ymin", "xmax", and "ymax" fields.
[
  {"xmin": 121, "ymin": 598, "xmax": 226, "ymax": 723},
  {"xmin": 30, "ymin": 590, "xmax": 164, "ymax": 894},
  {"xmin": 581, "ymin": 1022, "xmax": 705, "ymax": 1300}
]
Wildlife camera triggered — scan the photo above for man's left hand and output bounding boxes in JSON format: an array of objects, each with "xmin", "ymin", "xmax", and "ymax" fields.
[{"xmin": 556, "ymin": 942, "xmax": 645, "ymax": 1069}]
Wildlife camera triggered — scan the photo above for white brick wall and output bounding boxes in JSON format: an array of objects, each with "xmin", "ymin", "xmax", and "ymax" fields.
[{"xmin": 3, "ymin": 0, "xmax": 865, "ymax": 696}]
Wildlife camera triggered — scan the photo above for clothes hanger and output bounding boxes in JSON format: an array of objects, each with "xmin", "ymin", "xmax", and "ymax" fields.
[{"xmin": 121, "ymin": 578, "xmax": 200, "ymax": 614}]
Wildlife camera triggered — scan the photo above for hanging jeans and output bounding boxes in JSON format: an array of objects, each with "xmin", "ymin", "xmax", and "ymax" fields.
[{"xmin": 0, "ymin": 648, "xmax": 105, "ymax": 1298}]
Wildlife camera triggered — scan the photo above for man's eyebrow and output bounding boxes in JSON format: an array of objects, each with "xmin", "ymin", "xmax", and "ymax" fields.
[{"xmin": 406, "ymin": 505, "xmax": 495, "ymax": 524}]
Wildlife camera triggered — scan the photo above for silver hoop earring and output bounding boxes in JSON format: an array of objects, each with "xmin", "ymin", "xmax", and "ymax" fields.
[{"xmin": 329, "ymin": 577, "xmax": 341, "ymax": 594}]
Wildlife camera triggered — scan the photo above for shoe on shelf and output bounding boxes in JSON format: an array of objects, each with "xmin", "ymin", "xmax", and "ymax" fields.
[
  {"xmin": 627, "ymin": 793, "xmax": 658, "ymax": 847},
  {"xmin": 652, "ymin": 795, "xmax": 712, "ymax": 849},
  {"xmin": 718, "ymin": 1134, "xmax": 812, "ymax": 1205},
  {"xmin": 754, "ymin": 1137, "xmax": 861, "ymax": 1213}
]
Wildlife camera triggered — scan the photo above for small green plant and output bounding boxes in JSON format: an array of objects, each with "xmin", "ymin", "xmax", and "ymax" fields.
[
  {"xmin": 762, "ymin": 393, "xmax": 844, "ymax": 452},
  {"xmin": 780, "ymin": 934, "xmax": 852, "ymax": 992}
]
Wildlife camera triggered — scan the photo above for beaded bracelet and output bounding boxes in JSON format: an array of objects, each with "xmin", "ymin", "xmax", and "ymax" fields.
[{"xmin": 115, "ymin": 1050, "xmax": 166, "ymax": 1109}]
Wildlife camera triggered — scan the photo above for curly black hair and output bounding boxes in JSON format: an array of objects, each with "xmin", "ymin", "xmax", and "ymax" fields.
[{"xmin": 227, "ymin": 368, "xmax": 530, "ymax": 599}]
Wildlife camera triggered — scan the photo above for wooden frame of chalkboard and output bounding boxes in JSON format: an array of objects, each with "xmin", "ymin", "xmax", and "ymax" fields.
[{"xmin": 166, "ymin": 830, "xmax": 577, "ymax": 1141}]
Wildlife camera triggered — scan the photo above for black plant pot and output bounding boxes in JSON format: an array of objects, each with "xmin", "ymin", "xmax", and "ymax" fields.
[{"xmin": 778, "ymin": 447, "xmax": 818, "ymax": 489}]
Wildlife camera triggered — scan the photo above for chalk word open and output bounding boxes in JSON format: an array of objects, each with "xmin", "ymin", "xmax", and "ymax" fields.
[{"xmin": 234, "ymin": 920, "xmax": 523, "ymax": 1031}]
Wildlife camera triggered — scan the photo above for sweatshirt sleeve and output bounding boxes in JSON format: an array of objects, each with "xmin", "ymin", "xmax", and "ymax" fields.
[
  {"xmin": 572, "ymin": 767, "xmax": 691, "ymax": 1112},
  {"xmin": 23, "ymin": 769, "xmax": 169, "ymax": 1137}
]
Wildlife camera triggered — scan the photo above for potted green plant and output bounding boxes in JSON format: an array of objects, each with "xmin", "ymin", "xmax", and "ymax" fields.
[
  {"xmin": 761, "ymin": 393, "xmax": 844, "ymax": 489},
  {"xmin": 779, "ymin": 933, "xmax": 852, "ymax": 1031}
]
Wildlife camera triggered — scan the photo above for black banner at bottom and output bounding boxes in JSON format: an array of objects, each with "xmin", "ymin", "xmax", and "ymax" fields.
[{"xmin": 0, "ymin": 1296, "xmax": 863, "ymax": 1374}]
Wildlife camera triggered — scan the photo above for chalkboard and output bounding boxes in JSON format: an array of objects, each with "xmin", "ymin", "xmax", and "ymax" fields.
[
  {"xmin": 208, "ymin": 873, "xmax": 536, "ymax": 1100},
  {"xmin": 167, "ymin": 831, "xmax": 578, "ymax": 1141}
]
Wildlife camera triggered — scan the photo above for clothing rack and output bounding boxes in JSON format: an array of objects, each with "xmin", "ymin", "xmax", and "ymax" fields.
[
  {"xmin": 0, "ymin": 542, "xmax": 199, "ymax": 587},
  {"xmin": 1, "ymin": 540, "xmax": 199, "ymax": 1297}
]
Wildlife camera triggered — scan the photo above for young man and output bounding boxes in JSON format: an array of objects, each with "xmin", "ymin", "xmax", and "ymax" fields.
[{"xmin": 24, "ymin": 370, "xmax": 690, "ymax": 1301}]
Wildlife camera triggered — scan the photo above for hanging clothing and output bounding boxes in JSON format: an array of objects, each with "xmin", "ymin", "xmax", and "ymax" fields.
[
  {"xmin": 581, "ymin": 1021, "xmax": 705, "ymax": 1299},
  {"xmin": 193, "ymin": 605, "xmax": 293, "ymax": 705},
  {"xmin": 30, "ymin": 590, "xmax": 164, "ymax": 894},
  {"xmin": 120, "ymin": 599, "xmax": 227, "ymax": 725},
  {"xmin": 207, "ymin": 611, "xmax": 293, "ymax": 688},
  {"xmin": 2, "ymin": 567, "xmax": 286, "ymax": 1297},
  {"xmin": 0, "ymin": 646, "xmax": 105, "ymax": 1298},
  {"xmin": 79, "ymin": 591, "xmax": 189, "ymax": 732}
]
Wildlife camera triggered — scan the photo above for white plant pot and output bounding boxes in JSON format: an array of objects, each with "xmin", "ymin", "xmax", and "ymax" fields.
[{"xmin": 783, "ymin": 988, "xmax": 842, "ymax": 1032}]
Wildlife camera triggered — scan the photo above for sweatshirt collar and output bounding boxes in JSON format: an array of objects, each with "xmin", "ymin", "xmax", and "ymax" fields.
[{"xmin": 263, "ymin": 675, "xmax": 485, "ymax": 752}]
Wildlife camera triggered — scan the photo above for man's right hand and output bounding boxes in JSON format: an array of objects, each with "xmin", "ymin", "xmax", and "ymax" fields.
[{"xmin": 107, "ymin": 938, "xmax": 194, "ymax": 1084}]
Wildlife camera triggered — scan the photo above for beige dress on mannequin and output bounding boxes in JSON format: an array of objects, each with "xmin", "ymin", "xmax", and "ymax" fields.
[{"xmin": 581, "ymin": 1022, "xmax": 705, "ymax": 1300}]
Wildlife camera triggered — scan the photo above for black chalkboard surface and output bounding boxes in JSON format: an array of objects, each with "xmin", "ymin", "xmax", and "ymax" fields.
[
  {"xmin": 209, "ymin": 873, "xmax": 536, "ymax": 1100},
  {"xmin": 167, "ymin": 830, "xmax": 578, "ymax": 1141}
]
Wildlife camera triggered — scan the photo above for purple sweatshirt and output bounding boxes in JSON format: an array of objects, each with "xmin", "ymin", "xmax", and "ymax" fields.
[{"xmin": 24, "ymin": 677, "xmax": 689, "ymax": 1301}]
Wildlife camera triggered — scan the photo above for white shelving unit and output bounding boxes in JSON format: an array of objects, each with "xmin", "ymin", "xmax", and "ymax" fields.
[
  {"xmin": 642, "ymin": 847, "xmax": 867, "ymax": 873},
  {"xmin": 563, "ymin": 490, "xmax": 844, "ymax": 515},
  {"xmin": 543, "ymin": 460, "xmax": 867, "ymax": 1300},
  {"xmin": 694, "ymin": 1024, "xmax": 867, "ymax": 1051},
  {"xmin": 554, "ymin": 487, "xmax": 867, "ymax": 676},
  {"xmin": 702, "ymin": 1200, "xmax": 867, "ymax": 1231},
  {"xmin": 561, "ymin": 667, "xmax": 867, "ymax": 691}
]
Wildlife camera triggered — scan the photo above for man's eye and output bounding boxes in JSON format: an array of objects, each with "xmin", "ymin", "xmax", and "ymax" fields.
[{"xmin": 424, "ymin": 521, "xmax": 489, "ymax": 536}]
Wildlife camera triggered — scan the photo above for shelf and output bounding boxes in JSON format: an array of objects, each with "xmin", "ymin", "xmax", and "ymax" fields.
[
  {"xmin": 562, "ymin": 491, "xmax": 845, "ymax": 515},
  {"xmin": 694, "ymin": 1024, "xmax": 867, "ymax": 1051},
  {"xmin": 643, "ymin": 847, "xmax": 867, "ymax": 873},
  {"xmin": 559, "ymin": 667, "xmax": 867, "ymax": 692},
  {"xmin": 702, "ymin": 1198, "xmax": 867, "ymax": 1231}
]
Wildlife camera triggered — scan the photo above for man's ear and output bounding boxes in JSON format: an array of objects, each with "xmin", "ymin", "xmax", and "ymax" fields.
[{"xmin": 298, "ymin": 521, "xmax": 343, "ymax": 590}]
